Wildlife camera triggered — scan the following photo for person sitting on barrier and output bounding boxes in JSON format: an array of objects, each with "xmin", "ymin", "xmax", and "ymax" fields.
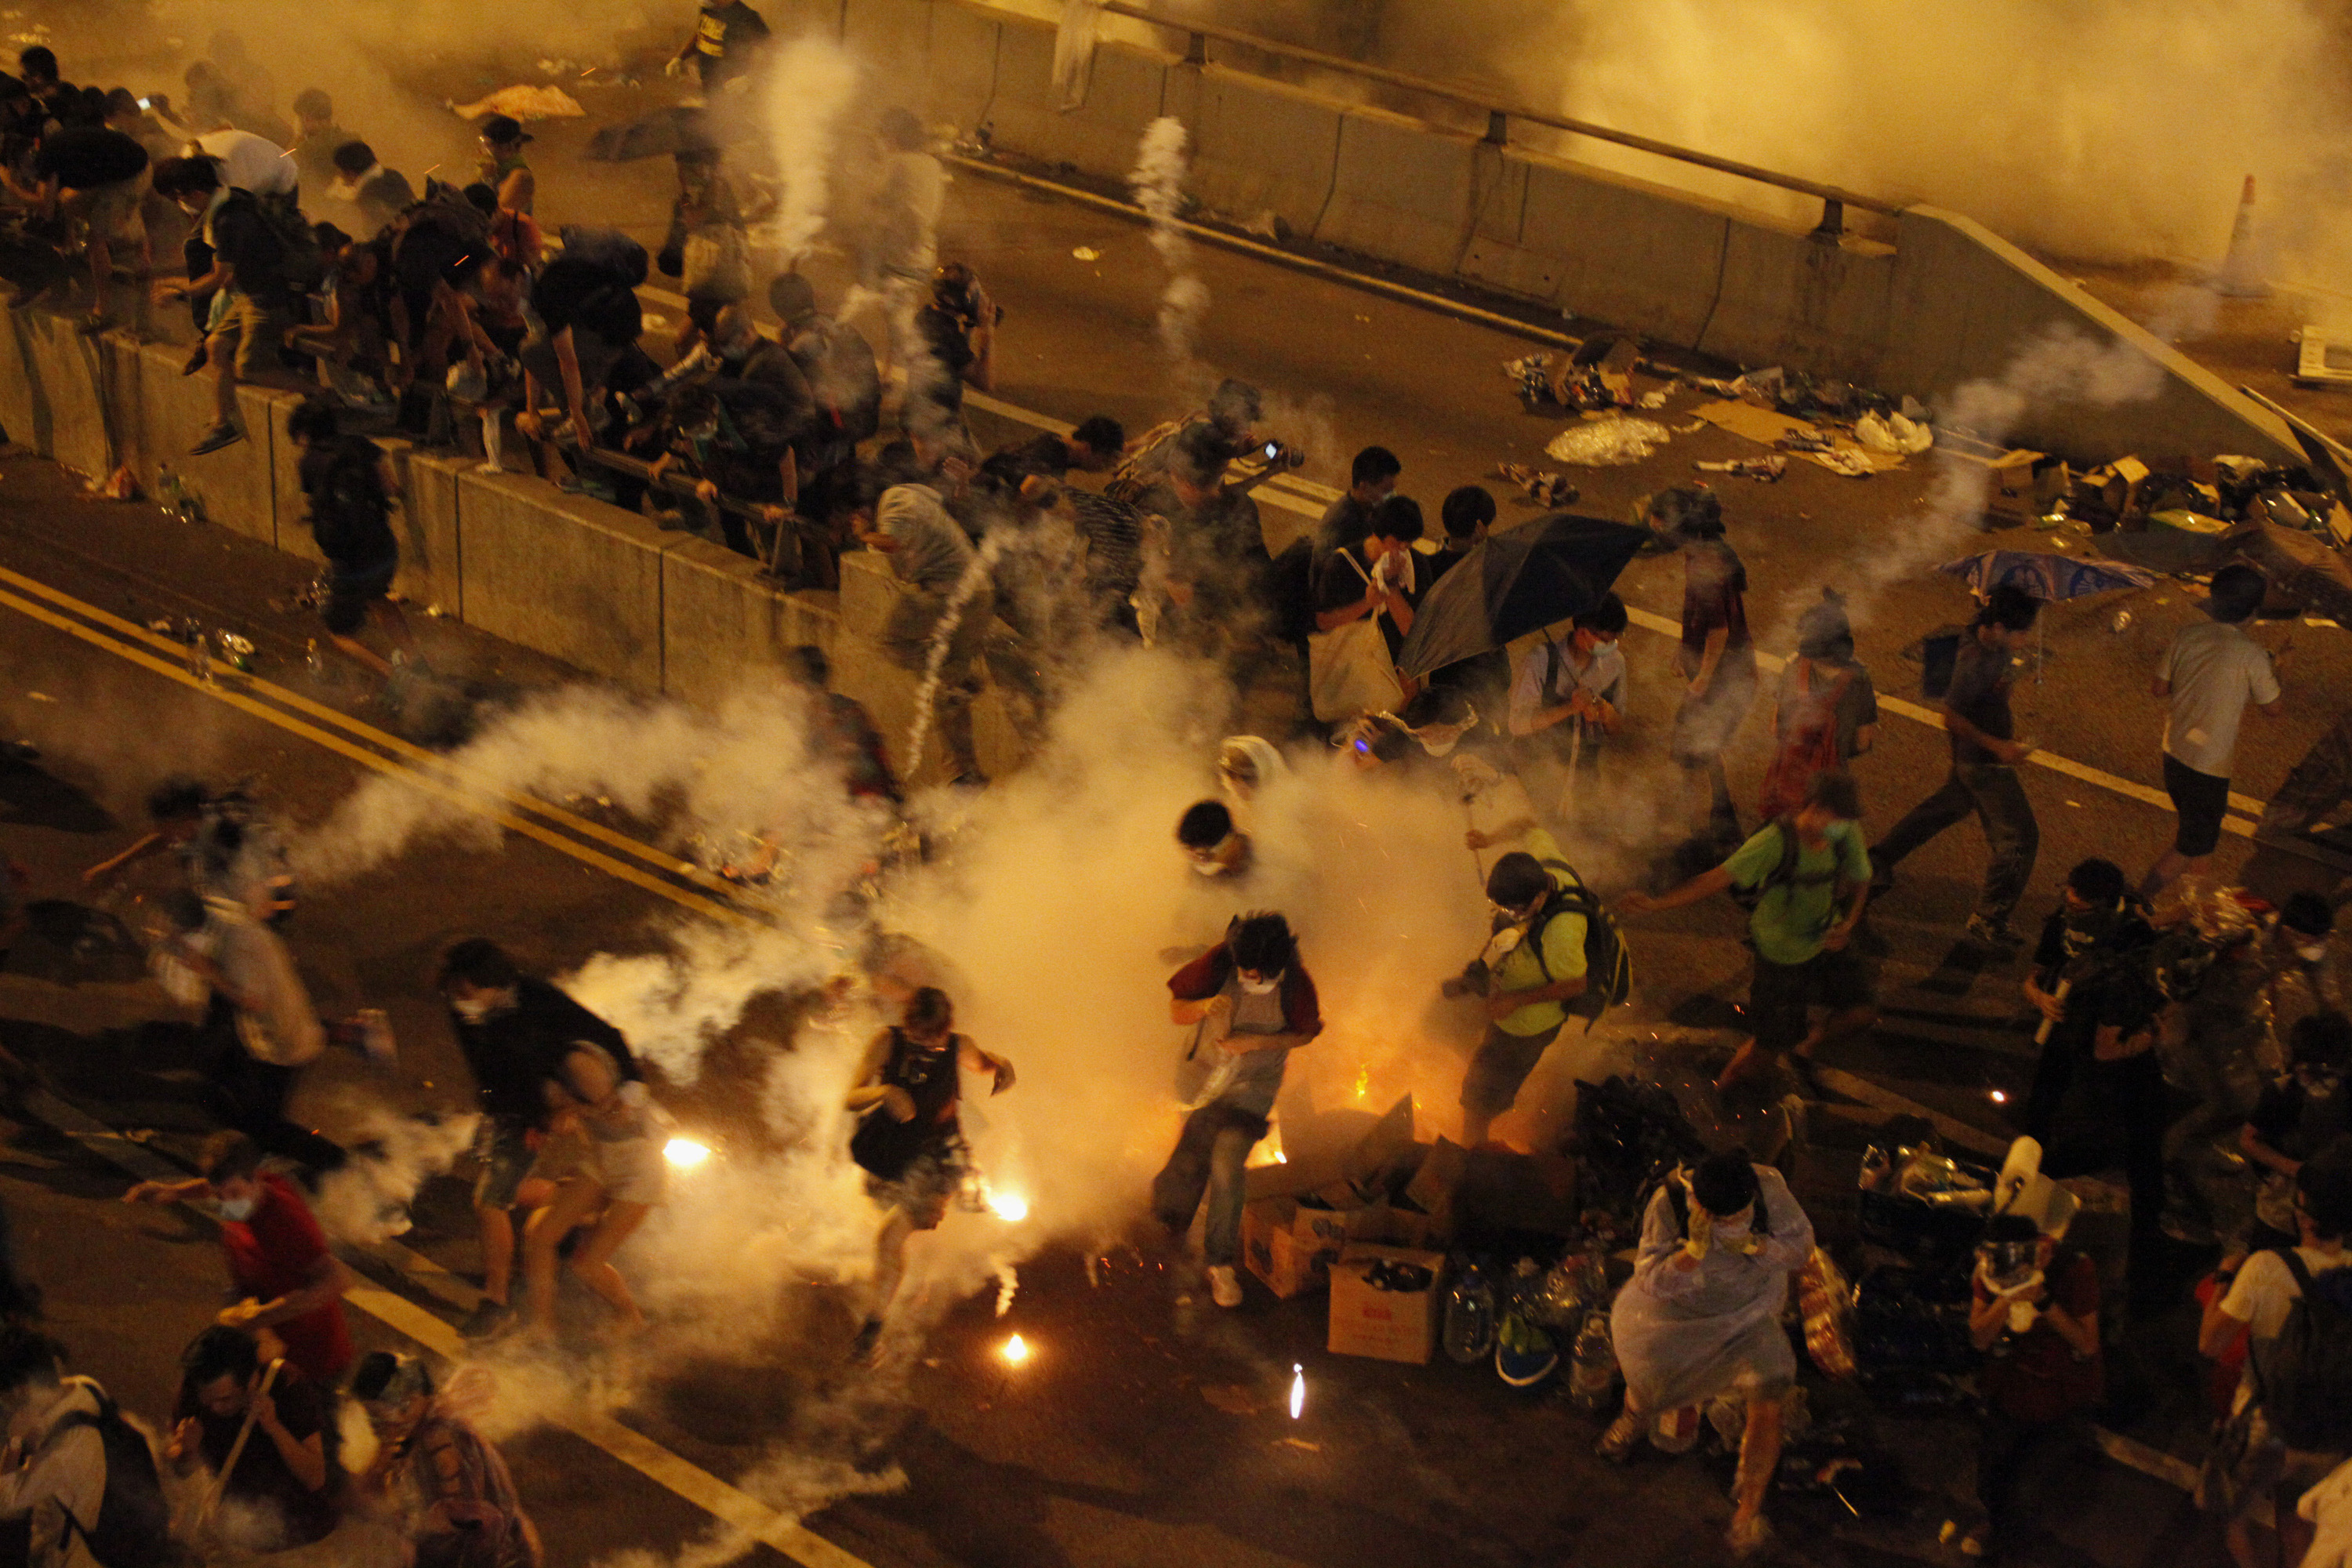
[
  {"xmin": 286, "ymin": 224, "xmax": 393, "ymax": 410},
  {"xmin": 150, "ymin": 153, "xmax": 303, "ymax": 456},
  {"xmin": 645, "ymin": 380, "xmax": 800, "ymax": 564}
]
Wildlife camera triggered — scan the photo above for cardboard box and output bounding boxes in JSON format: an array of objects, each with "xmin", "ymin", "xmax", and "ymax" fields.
[
  {"xmin": 1983, "ymin": 450, "xmax": 2045, "ymax": 521},
  {"xmin": 1403, "ymin": 1136, "xmax": 1468, "ymax": 1218},
  {"xmin": 1328, "ymin": 1243, "xmax": 1446, "ymax": 1363},
  {"xmin": 1242, "ymin": 1199, "xmax": 1343, "ymax": 1299}
]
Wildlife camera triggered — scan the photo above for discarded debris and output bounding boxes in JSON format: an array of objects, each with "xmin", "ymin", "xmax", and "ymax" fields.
[
  {"xmin": 448, "ymin": 85, "xmax": 585, "ymax": 121},
  {"xmin": 1071, "ymin": 247, "xmax": 1101, "ymax": 262},
  {"xmin": 1694, "ymin": 456, "xmax": 1788, "ymax": 482},
  {"xmin": 1855, "ymin": 411, "xmax": 1933, "ymax": 456},
  {"xmin": 1494, "ymin": 463, "xmax": 1578, "ymax": 506},
  {"xmin": 1545, "ymin": 417, "xmax": 1671, "ymax": 467}
]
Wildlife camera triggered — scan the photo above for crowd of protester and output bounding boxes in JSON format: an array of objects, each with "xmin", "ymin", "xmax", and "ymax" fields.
[{"xmin": 2, "ymin": 13, "xmax": 2352, "ymax": 1568}]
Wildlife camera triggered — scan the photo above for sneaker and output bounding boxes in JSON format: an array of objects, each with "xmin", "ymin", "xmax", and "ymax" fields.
[
  {"xmin": 190, "ymin": 422, "xmax": 245, "ymax": 456},
  {"xmin": 848, "ymin": 1318, "xmax": 884, "ymax": 1364},
  {"xmin": 1207, "ymin": 1265, "xmax": 1243, "ymax": 1308},
  {"xmin": 456, "ymin": 1300, "xmax": 511, "ymax": 1339},
  {"xmin": 1965, "ymin": 915, "xmax": 2024, "ymax": 951},
  {"xmin": 181, "ymin": 341, "xmax": 209, "ymax": 376}
]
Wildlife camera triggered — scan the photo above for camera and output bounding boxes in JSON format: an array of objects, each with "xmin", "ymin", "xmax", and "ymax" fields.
[{"xmin": 931, "ymin": 262, "xmax": 1003, "ymax": 329}]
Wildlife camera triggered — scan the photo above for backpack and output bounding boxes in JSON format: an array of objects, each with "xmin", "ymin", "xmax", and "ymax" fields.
[
  {"xmin": 218, "ymin": 189, "xmax": 325, "ymax": 297},
  {"xmin": 52, "ymin": 1389, "xmax": 173, "ymax": 1568},
  {"xmin": 387, "ymin": 181, "xmax": 489, "ymax": 295},
  {"xmin": 1519, "ymin": 854, "xmax": 1633, "ymax": 1022},
  {"xmin": 306, "ymin": 434, "xmax": 392, "ymax": 561},
  {"xmin": 2256, "ymin": 1249, "xmax": 2352, "ymax": 1450},
  {"xmin": 1727, "ymin": 818, "xmax": 1808, "ymax": 914},
  {"xmin": 557, "ymin": 225, "xmax": 650, "ymax": 289}
]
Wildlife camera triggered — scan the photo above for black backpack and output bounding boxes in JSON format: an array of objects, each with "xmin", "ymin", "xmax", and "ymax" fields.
[
  {"xmin": 217, "ymin": 189, "xmax": 325, "ymax": 298},
  {"xmin": 2256, "ymin": 1249, "xmax": 2352, "ymax": 1451},
  {"xmin": 1518, "ymin": 854, "xmax": 1633, "ymax": 1023},
  {"xmin": 52, "ymin": 1389, "xmax": 173, "ymax": 1568},
  {"xmin": 305, "ymin": 434, "xmax": 392, "ymax": 562}
]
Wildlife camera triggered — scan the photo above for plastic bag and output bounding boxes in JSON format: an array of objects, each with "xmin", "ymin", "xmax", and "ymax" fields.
[
  {"xmin": 1545, "ymin": 418, "xmax": 1671, "ymax": 467},
  {"xmin": 1855, "ymin": 411, "xmax": 1933, "ymax": 456}
]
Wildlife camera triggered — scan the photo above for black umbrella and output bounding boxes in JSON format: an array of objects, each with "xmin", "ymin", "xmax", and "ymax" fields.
[
  {"xmin": 1395, "ymin": 512, "xmax": 1653, "ymax": 678},
  {"xmin": 585, "ymin": 107, "xmax": 724, "ymax": 163}
]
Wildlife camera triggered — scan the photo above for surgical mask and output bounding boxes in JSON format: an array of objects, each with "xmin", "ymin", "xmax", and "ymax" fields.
[
  {"xmin": 451, "ymin": 990, "xmax": 510, "ymax": 1023},
  {"xmin": 1240, "ymin": 971, "xmax": 1281, "ymax": 996},
  {"xmin": 1189, "ymin": 858, "xmax": 1226, "ymax": 877},
  {"xmin": 684, "ymin": 420, "xmax": 720, "ymax": 443},
  {"xmin": 217, "ymin": 1196, "xmax": 256, "ymax": 1222},
  {"xmin": 2298, "ymin": 942, "xmax": 2330, "ymax": 964}
]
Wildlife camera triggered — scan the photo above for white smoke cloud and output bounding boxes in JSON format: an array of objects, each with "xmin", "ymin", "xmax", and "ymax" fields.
[
  {"xmin": 1129, "ymin": 117, "xmax": 1211, "ymax": 382},
  {"xmin": 763, "ymin": 38, "xmax": 865, "ymax": 270}
]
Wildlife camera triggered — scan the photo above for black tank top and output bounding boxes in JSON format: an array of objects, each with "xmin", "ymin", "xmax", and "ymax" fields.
[{"xmin": 851, "ymin": 1029, "xmax": 963, "ymax": 1179}]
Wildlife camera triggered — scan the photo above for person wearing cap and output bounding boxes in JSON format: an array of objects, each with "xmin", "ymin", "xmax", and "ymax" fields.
[
  {"xmin": 667, "ymin": 0, "xmax": 773, "ymax": 96},
  {"xmin": 475, "ymin": 114, "xmax": 533, "ymax": 219},
  {"xmin": 1761, "ymin": 586, "xmax": 1878, "ymax": 822},
  {"xmin": 1963, "ymin": 1210, "xmax": 2102, "ymax": 1561},
  {"xmin": 1445, "ymin": 819, "xmax": 1594, "ymax": 1146},
  {"xmin": 350, "ymin": 1351, "xmax": 542, "ymax": 1567}
]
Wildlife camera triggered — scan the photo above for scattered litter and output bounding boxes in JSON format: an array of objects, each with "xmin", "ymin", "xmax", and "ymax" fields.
[
  {"xmin": 447, "ymin": 85, "xmax": 585, "ymax": 121},
  {"xmin": 1071, "ymin": 247, "xmax": 1101, "ymax": 262},
  {"xmin": 2111, "ymin": 611, "xmax": 2132, "ymax": 632},
  {"xmin": 1855, "ymin": 411, "xmax": 1933, "ymax": 456},
  {"xmin": 1687, "ymin": 400, "xmax": 1901, "ymax": 477},
  {"xmin": 1545, "ymin": 417, "xmax": 1671, "ymax": 467},
  {"xmin": 147, "ymin": 619, "xmax": 172, "ymax": 633},
  {"xmin": 1638, "ymin": 389, "xmax": 1669, "ymax": 409},
  {"xmin": 2305, "ymin": 617, "xmax": 2344, "ymax": 629},
  {"xmin": 425, "ymin": 604, "xmax": 447, "ymax": 619},
  {"xmin": 1504, "ymin": 354, "xmax": 1555, "ymax": 412},
  {"xmin": 1811, "ymin": 448, "xmax": 1875, "ymax": 477},
  {"xmin": 1238, "ymin": 209, "xmax": 1288, "ymax": 241},
  {"xmin": 1694, "ymin": 456, "xmax": 1788, "ymax": 482},
  {"xmin": 25, "ymin": 691, "xmax": 55, "ymax": 702},
  {"xmin": 1494, "ymin": 463, "xmax": 1577, "ymax": 506},
  {"xmin": 1675, "ymin": 419, "xmax": 1705, "ymax": 434},
  {"xmin": 215, "ymin": 632, "xmax": 254, "ymax": 657},
  {"xmin": 2066, "ymin": 800, "xmax": 2084, "ymax": 809}
]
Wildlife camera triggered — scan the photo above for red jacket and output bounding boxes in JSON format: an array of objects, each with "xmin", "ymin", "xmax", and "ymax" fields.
[{"xmin": 1169, "ymin": 944, "xmax": 1323, "ymax": 1040}]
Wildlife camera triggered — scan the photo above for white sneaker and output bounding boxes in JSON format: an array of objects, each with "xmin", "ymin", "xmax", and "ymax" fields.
[{"xmin": 1207, "ymin": 1265, "xmax": 1243, "ymax": 1308}]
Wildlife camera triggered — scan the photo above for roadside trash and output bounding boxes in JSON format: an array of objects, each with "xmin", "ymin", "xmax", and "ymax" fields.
[
  {"xmin": 306, "ymin": 639, "xmax": 325, "ymax": 677},
  {"xmin": 1566, "ymin": 1311, "xmax": 1618, "ymax": 1412},
  {"xmin": 181, "ymin": 619, "xmax": 213, "ymax": 687},
  {"xmin": 1494, "ymin": 463, "xmax": 1577, "ymax": 506},
  {"xmin": 448, "ymin": 85, "xmax": 585, "ymax": 120},
  {"xmin": 214, "ymin": 631, "xmax": 254, "ymax": 673},
  {"xmin": 1441, "ymin": 1263, "xmax": 1497, "ymax": 1363},
  {"xmin": 1504, "ymin": 354, "xmax": 1556, "ymax": 412},
  {"xmin": 2295, "ymin": 325, "xmax": 2352, "ymax": 387},
  {"xmin": 1071, "ymin": 247, "xmax": 1100, "ymax": 262},
  {"xmin": 1546, "ymin": 417, "xmax": 1671, "ymax": 467},
  {"xmin": 2111, "ymin": 611, "xmax": 2132, "ymax": 632},
  {"xmin": 1812, "ymin": 448, "xmax": 1875, "ymax": 477},
  {"xmin": 1777, "ymin": 431, "xmax": 1832, "ymax": 453},
  {"xmin": 1240, "ymin": 210, "xmax": 1289, "ymax": 241},
  {"xmin": 1695, "ymin": 456, "xmax": 1787, "ymax": 482},
  {"xmin": 147, "ymin": 619, "xmax": 172, "ymax": 633},
  {"xmin": 1638, "ymin": 389, "xmax": 1669, "ymax": 408},
  {"xmin": 1855, "ymin": 411, "xmax": 1933, "ymax": 456}
]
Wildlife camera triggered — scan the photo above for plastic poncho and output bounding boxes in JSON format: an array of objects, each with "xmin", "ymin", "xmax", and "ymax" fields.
[{"xmin": 1610, "ymin": 1163, "xmax": 1814, "ymax": 1413}]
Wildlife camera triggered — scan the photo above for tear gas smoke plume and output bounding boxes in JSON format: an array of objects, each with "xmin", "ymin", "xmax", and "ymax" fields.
[
  {"xmin": 1129, "ymin": 116, "xmax": 1211, "ymax": 382},
  {"xmin": 763, "ymin": 38, "xmax": 863, "ymax": 270}
]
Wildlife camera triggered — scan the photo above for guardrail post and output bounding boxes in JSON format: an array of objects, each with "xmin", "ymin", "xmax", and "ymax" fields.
[
  {"xmin": 1185, "ymin": 31, "xmax": 1207, "ymax": 66},
  {"xmin": 1484, "ymin": 111, "xmax": 1508, "ymax": 146},
  {"xmin": 1811, "ymin": 198, "xmax": 1845, "ymax": 241}
]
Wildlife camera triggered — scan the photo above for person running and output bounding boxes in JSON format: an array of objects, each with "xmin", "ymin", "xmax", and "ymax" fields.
[
  {"xmin": 1599, "ymin": 1150, "xmax": 1816, "ymax": 1556},
  {"xmin": 2145, "ymin": 564, "xmax": 2282, "ymax": 898},
  {"xmin": 515, "ymin": 1001, "xmax": 661, "ymax": 1344},
  {"xmin": 289, "ymin": 397, "xmax": 419, "ymax": 684},
  {"xmin": 1445, "ymin": 823, "xmax": 1594, "ymax": 1147},
  {"xmin": 1870, "ymin": 583, "xmax": 2042, "ymax": 950},
  {"xmin": 1622, "ymin": 770, "xmax": 1874, "ymax": 1100},
  {"xmin": 351, "ymin": 1351, "xmax": 543, "ymax": 1568},
  {"xmin": 125, "ymin": 1131, "xmax": 355, "ymax": 1386},
  {"xmin": 1151, "ymin": 914, "xmax": 1319, "ymax": 1308},
  {"xmin": 845, "ymin": 987, "xmax": 1016, "ymax": 1358},
  {"xmin": 82, "ymin": 775, "xmax": 294, "ymax": 924}
]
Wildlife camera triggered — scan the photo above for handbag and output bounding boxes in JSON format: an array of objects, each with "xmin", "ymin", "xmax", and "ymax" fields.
[{"xmin": 1308, "ymin": 550, "xmax": 1406, "ymax": 723}]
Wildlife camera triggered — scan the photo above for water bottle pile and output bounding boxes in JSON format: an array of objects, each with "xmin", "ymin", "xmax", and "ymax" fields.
[{"xmin": 1440, "ymin": 1244, "xmax": 1620, "ymax": 1399}]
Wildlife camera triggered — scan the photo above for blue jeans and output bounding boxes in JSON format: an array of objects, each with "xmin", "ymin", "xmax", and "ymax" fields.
[{"xmin": 1151, "ymin": 1102, "xmax": 1269, "ymax": 1266}]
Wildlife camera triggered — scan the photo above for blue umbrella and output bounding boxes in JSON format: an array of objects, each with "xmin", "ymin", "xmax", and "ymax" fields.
[{"xmin": 1936, "ymin": 550, "xmax": 2157, "ymax": 601}]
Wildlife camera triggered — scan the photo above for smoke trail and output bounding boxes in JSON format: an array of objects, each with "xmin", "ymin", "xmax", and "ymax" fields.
[
  {"xmin": 1129, "ymin": 117, "xmax": 1211, "ymax": 379},
  {"xmin": 763, "ymin": 38, "xmax": 863, "ymax": 270},
  {"xmin": 311, "ymin": 1102, "xmax": 482, "ymax": 1245},
  {"xmin": 902, "ymin": 533, "xmax": 1007, "ymax": 776}
]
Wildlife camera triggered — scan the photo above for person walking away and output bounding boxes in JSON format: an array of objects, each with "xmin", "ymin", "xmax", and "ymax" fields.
[
  {"xmin": 1658, "ymin": 487, "xmax": 1758, "ymax": 847},
  {"xmin": 669, "ymin": 0, "xmax": 772, "ymax": 97},
  {"xmin": 165, "ymin": 1325, "xmax": 339, "ymax": 1552},
  {"xmin": 2020, "ymin": 858, "xmax": 2170, "ymax": 1299},
  {"xmin": 1507, "ymin": 593, "xmax": 1627, "ymax": 811},
  {"xmin": 2147, "ymin": 564, "xmax": 2283, "ymax": 898},
  {"xmin": 1600, "ymin": 1151, "xmax": 1816, "ymax": 1555},
  {"xmin": 1152, "ymin": 913, "xmax": 1319, "ymax": 1308},
  {"xmin": 1869, "ymin": 583, "xmax": 2042, "ymax": 950},
  {"xmin": 845, "ymin": 987, "xmax": 1014, "ymax": 1359},
  {"xmin": 436, "ymin": 941, "xmax": 612, "ymax": 1338},
  {"xmin": 1309, "ymin": 494, "xmax": 1425, "ymax": 726},
  {"xmin": 2200, "ymin": 1144, "xmax": 2352, "ymax": 1568},
  {"xmin": 1622, "ymin": 771, "xmax": 1874, "ymax": 1100},
  {"xmin": 851, "ymin": 475, "xmax": 993, "ymax": 786},
  {"xmin": 149, "ymin": 154, "xmax": 302, "ymax": 456},
  {"xmin": 2241, "ymin": 1013, "xmax": 2352, "ymax": 1252},
  {"xmin": 289, "ymin": 397, "xmax": 418, "ymax": 684},
  {"xmin": 1315, "ymin": 446, "xmax": 1403, "ymax": 557},
  {"xmin": 124, "ymin": 1131, "xmax": 355, "ymax": 1385},
  {"xmin": 0, "ymin": 1326, "xmax": 170, "ymax": 1568},
  {"xmin": 351, "ymin": 1351, "xmax": 543, "ymax": 1568},
  {"xmin": 1761, "ymin": 588, "xmax": 1878, "ymax": 822},
  {"xmin": 150, "ymin": 888, "xmax": 345, "ymax": 1178},
  {"xmin": 1963, "ymin": 1212, "xmax": 2103, "ymax": 1561},
  {"xmin": 1443, "ymin": 822, "xmax": 1600, "ymax": 1148},
  {"xmin": 2, "ymin": 121, "xmax": 147, "ymax": 329}
]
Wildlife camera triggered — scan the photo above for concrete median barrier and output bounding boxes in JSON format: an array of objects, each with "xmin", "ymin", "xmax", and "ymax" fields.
[
  {"xmin": 659, "ymin": 535, "xmax": 838, "ymax": 709},
  {"xmin": 1697, "ymin": 223, "xmax": 1896, "ymax": 385},
  {"xmin": 1178, "ymin": 66, "xmax": 1343, "ymax": 238},
  {"xmin": 986, "ymin": 16, "xmax": 1172, "ymax": 176},
  {"xmin": 1312, "ymin": 106, "xmax": 1488, "ymax": 279},
  {"xmin": 829, "ymin": 550, "xmax": 1025, "ymax": 787},
  {"xmin": 927, "ymin": 2, "xmax": 1004, "ymax": 134},
  {"xmin": 393, "ymin": 450, "xmax": 466, "ymax": 618},
  {"xmin": 454, "ymin": 470, "xmax": 670, "ymax": 689},
  {"xmin": 0, "ymin": 307, "xmax": 118, "ymax": 480},
  {"xmin": 127, "ymin": 340, "xmax": 281, "ymax": 548}
]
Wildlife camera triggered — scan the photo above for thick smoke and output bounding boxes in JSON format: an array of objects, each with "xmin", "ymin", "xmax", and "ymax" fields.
[
  {"xmin": 1128, "ymin": 117, "xmax": 1212, "ymax": 383},
  {"xmin": 762, "ymin": 38, "xmax": 864, "ymax": 270}
]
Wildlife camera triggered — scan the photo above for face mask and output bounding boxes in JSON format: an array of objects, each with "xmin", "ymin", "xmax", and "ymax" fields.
[
  {"xmin": 1240, "ymin": 971, "xmax": 1281, "ymax": 996},
  {"xmin": 1189, "ymin": 858, "xmax": 1226, "ymax": 877},
  {"xmin": 451, "ymin": 990, "xmax": 510, "ymax": 1023},
  {"xmin": 684, "ymin": 421, "xmax": 720, "ymax": 444},
  {"xmin": 2299, "ymin": 942, "xmax": 2330, "ymax": 964},
  {"xmin": 217, "ymin": 1196, "xmax": 256, "ymax": 1222}
]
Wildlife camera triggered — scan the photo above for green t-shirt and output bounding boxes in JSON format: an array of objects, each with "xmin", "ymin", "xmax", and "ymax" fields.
[
  {"xmin": 1491, "ymin": 827, "xmax": 1589, "ymax": 1036},
  {"xmin": 1726, "ymin": 819, "xmax": 1870, "ymax": 966}
]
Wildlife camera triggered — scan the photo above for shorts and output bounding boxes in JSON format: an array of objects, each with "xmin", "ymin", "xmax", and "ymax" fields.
[
  {"xmin": 1460, "ymin": 1020, "xmax": 1565, "ymax": 1116},
  {"xmin": 71, "ymin": 174, "xmax": 146, "ymax": 244},
  {"xmin": 322, "ymin": 555, "xmax": 397, "ymax": 636},
  {"xmin": 520, "ymin": 329, "xmax": 626, "ymax": 405},
  {"xmin": 1748, "ymin": 946, "xmax": 1874, "ymax": 1052},
  {"xmin": 471, "ymin": 1117, "xmax": 537, "ymax": 1210},
  {"xmin": 1670, "ymin": 662, "xmax": 1759, "ymax": 765},
  {"xmin": 2164, "ymin": 752, "xmax": 2229, "ymax": 858},
  {"xmin": 535, "ymin": 1120, "xmax": 668, "ymax": 1207},
  {"xmin": 865, "ymin": 1148, "xmax": 960, "ymax": 1231},
  {"xmin": 206, "ymin": 295, "xmax": 294, "ymax": 380}
]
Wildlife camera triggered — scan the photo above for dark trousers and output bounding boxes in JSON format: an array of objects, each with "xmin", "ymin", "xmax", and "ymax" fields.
[
  {"xmin": 2024, "ymin": 1041, "xmax": 2165, "ymax": 1245},
  {"xmin": 200, "ymin": 996, "xmax": 347, "ymax": 1176},
  {"xmin": 1976, "ymin": 1410, "xmax": 2080, "ymax": 1547},
  {"xmin": 1872, "ymin": 761, "xmax": 2038, "ymax": 928},
  {"xmin": 183, "ymin": 234, "xmax": 215, "ymax": 336}
]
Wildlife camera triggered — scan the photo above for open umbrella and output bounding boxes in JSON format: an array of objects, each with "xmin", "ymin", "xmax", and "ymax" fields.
[
  {"xmin": 585, "ymin": 107, "xmax": 724, "ymax": 163},
  {"xmin": 1395, "ymin": 512, "xmax": 1652, "ymax": 679},
  {"xmin": 1936, "ymin": 549, "xmax": 2156, "ymax": 601}
]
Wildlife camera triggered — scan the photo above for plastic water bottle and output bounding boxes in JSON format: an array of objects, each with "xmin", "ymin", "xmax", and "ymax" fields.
[
  {"xmin": 1567, "ymin": 1311, "xmax": 1618, "ymax": 1413},
  {"xmin": 306, "ymin": 639, "xmax": 325, "ymax": 678},
  {"xmin": 1442, "ymin": 1263, "xmax": 1497, "ymax": 1364},
  {"xmin": 182, "ymin": 618, "xmax": 213, "ymax": 686}
]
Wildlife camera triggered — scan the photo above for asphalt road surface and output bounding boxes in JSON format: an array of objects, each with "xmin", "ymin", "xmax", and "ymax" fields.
[{"xmin": 0, "ymin": 54, "xmax": 2337, "ymax": 1568}]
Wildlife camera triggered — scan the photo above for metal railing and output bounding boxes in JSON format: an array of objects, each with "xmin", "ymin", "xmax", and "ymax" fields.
[{"xmin": 1092, "ymin": 0, "xmax": 1901, "ymax": 237}]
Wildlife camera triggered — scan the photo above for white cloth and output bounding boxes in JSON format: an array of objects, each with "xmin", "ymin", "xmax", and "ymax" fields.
[
  {"xmin": 1508, "ymin": 636, "xmax": 1625, "ymax": 738},
  {"xmin": 205, "ymin": 896, "xmax": 325, "ymax": 1067},
  {"xmin": 2300, "ymin": 1454, "xmax": 2352, "ymax": 1568},
  {"xmin": 876, "ymin": 484, "xmax": 975, "ymax": 595},
  {"xmin": 2159, "ymin": 619, "xmax": 2279, "ymax": 779},
  {"xmin": 195, "ymin": 129, "xmax": 299, "ymax": 198},
  {"xmin": 2221, "ymin": 1244, "xmax": 2352, "ymax": 1341},
  {"xmin": 872, "ymin": 150, "xmax": 944, "ymax": 278},
  {"xmin": 0, "ymin": 1378, "xmax": 110, "ymax": 1568},
  {"xmin": 1610, "ymin": 1166, "xmax": 1814, "ymax": 1414}
]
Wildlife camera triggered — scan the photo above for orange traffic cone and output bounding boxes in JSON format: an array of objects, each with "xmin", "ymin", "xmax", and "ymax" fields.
[{"xmin": 2213, "ymin": 175, "xmax": 2270, "ymax": 298}]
